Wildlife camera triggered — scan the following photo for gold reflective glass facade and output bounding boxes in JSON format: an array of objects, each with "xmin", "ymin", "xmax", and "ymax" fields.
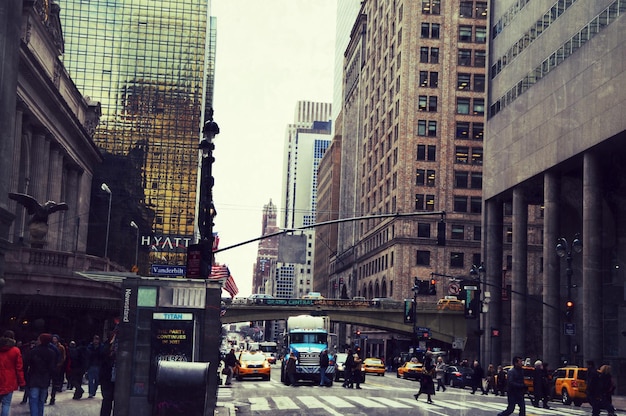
[{"xmin": 60, "ymin": 0, "xmax": 215, "ymax": 264}]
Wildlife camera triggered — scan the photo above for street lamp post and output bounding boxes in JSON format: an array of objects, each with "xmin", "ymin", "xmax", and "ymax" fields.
[
  {"xmin": 469, "ymin": 263, "xmax": 485, "ymax": 363},
  {"xmin": 198, "ymin": 108, "xmax": 219, "ymax": 278},
  {"xmin": 130, "ymin": 221, "xmax": 139, "ymax": 269},
  {"xmin": 101, "ymin": 183, "xmax": 112, "ymax": 259},
  {"xmin": 556, "ymin": 234, "xmax": 582, "ymax": 364}
]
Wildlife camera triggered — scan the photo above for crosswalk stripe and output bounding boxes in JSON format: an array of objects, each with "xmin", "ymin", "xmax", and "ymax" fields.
[
  {"xmin": 320, "ymin": 395, "xmax": 357, "ymax": 408},
  {"xmin": 272, "ymin": 396, "xmax": 299, "ymax": 410},
  {"xmin": 249, "ymin": 397, "xmax": 271, "ymax": 411},
  {"xmin": 343, "ymin": 396, "xmax": 386, "ymax": 408},
  {"xmin": 369, "ymin": 396, "xmax": 413, "ymax": 408},
  {"xmin": 298, "ymin": 395, "xmax": 325, "ymax": 409}
]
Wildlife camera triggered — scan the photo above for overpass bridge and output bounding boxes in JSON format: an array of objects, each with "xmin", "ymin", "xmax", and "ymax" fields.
[{"xmin": 222, "ymin": 298, "xmax": 468, "ymax": 344}]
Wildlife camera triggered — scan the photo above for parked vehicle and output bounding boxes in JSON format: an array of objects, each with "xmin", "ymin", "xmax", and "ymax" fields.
[
  {"xmin": 445, "ymin": 365, "xmax": 474, "ymax": 388},
  {"xmin": 247, "ymin": 293, "xmax": 274, "ymax": 304},
  {"xmin": 552, "ymin": 366, "xmax": 588, "ymax": 406},
  {"xmin": 363, "ymin": 358, "xmax": 385, "ymax": 376},
  {"xmin": 396, "ymin": 361, "xmax": 423, "ymax": 380}
]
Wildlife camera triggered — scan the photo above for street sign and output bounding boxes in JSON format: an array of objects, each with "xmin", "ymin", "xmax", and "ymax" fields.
[
  {"xmin": 564, "ymin": 322, "xmax": 576, "ymax": 336},
  {"xmin": 151, "ymin": 264, "xmax": 186, "ymax": 276}
]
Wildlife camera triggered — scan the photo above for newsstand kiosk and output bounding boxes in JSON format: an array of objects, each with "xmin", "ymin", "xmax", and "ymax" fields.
[{"xmin": 113, "ymin": 276, "xmax": 222, "ymax": 416}]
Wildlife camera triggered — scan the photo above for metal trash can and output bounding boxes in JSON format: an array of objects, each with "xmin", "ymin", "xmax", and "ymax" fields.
[{"xmin": 153, "ymin": 361, "xmax": 210, "ymax": 416}]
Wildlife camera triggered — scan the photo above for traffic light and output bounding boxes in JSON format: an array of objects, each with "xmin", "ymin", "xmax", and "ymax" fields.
[
  {"xmin": 428, "ymin": 279, "xmax": 437, "ymax": 295},
  {"xmin": 565, "ymin": 300, "xmax": 574, "ymax": 319},
  {"xmin": 437, "ymin": 219, "xmax": 446, "ymax": 246},
  {"xmin": 355, "ymin": 330, "xmax": 361, "ymax": 338},
  {"xmin": 404, "ymin": 299, "xmax": 415, "ymax": 323}
]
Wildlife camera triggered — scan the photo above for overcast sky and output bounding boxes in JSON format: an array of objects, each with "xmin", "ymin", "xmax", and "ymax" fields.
[{"xmin": 210, "ymin": 0, "xmax": 337, "ymax": 297}]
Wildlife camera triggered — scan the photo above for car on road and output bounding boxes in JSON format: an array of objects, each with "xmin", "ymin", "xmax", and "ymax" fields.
[
  {"xmin": 396, "ymin": 361, "xmax": 423, "ymax": 380},
  {"xmin": 247, "ymin": 293, "xmax": 274, "ymax": 304},
  {"xmin": 334, "ymin": 353, "xmax": 365, "ymax": 382},
  {"xmin": 436, "ymin": 297, "xmax": 465, "ymax": 311},
  {"xmin": 499, "ymin": 365, "xmax": 535, "ymax": 396},
  {"xmin": 302, "ymin": 291, "xmax": 324, "ymax": 299},
  {"xmin": 363, "ymin": 358, "xmax": 386, "ymax": 376},
  {"xmin": 234, "ymin": 351, "xmax": 271, "ymax": 381},
  {"xmin": 552, "ymin": 366, "xmax": 588, "ymax": 406},
  {"xmin": 444, "ymin": 365, "xmax": 474, "ymax": 388}
]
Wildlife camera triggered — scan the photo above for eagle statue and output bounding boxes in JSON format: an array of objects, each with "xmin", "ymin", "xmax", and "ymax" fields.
[{"xmin": 9, "ymin": 192, "xmax": 69, "ymax": 247}]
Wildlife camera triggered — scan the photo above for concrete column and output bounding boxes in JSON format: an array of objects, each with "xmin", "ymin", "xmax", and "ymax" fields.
[
  {"xmin": 63, "ymin": 168, "xmax": 79, "ymax": 252},
  {"xmin": 511, "ymin": 187, "xmax": 528, "ymax": 357},
  {"xmin": 30, "ymin": 130, "xmax": 50, "ymax": 203},
  {"xmin": 484, "ymin": 197, "xmax": 504, "ymax": 366},
  {"xmin": 8, "ymin": 106, "xmax": 25, "ymax": 243},
  {"xmin": 582, "ymin": 152, "xmax": 602, "ymax": 364},
  {"xmin": 47, "ymin": 145, "xmax": 64, "ymax": 250},
  {"xmin": 542, "ymin": 171, "xmax": 561, "ymax": 368}
]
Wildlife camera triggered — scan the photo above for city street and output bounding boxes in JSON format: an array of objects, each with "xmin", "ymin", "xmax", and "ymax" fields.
[{"xmin": 217, "ymin": 366, "xmax": 620, "ymax": 416}]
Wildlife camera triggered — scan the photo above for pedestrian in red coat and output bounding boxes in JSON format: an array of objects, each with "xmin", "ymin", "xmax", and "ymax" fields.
[{"xmin": 0, "ymin": 330, "xmax": 26, "ymax": 415}]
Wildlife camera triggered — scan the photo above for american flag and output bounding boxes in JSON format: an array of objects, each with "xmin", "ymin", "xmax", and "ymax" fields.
[{"xmin": 209, "ymin": 264, "xmax": 239, "ymax": 298}]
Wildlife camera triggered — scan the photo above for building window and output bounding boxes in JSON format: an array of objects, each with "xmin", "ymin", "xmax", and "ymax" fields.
[
  {"xmin": 417, "ymin": 144, "xmax": 436, "ymax": 161},
  {"xmin": 426, "ymin": 170, "xmax": 436, "ymax": 186},
  {"xmin": 456, "ymin": 122, "xmax": 470, "ymax": 139},
  {"xmin": 473, "ymin": 98, "xmax": 485, "ymax": 115},
  {"xmin": 450, "ymin": 252, "xmax": 465, "ymax": 268},
  {"xmin": 418, "ymin": 223, "xmax": 431, "ymax": 238},
  {"xmin": 475, "ymin": 50, "xmax": 486, "ymax": 67},
  {"xmin": 470, "ymin": 172, "xmax": 482, "ymax": 189},
  {"xmin": 425, "ymin": 194, "xmax": 435, "ymax": 210},
  {"xmin": 459, "ymin": 26, "xmax": 473, "ymax": 42},
  {"xmin": 473, "ymin": 225, "xmax": 481, "ymax": 241},
  {"xmin": 455, "ymin": 171, "xmax": 469, "ymax": 188},
  {"xmin": 476, "ymin": 26, "xmax": 487, "ymax": 43},
  {"xmin": 458, "ymin": 73, "xmax": 471, "ymax": 90},
  {"xmin": 430, "ymin": 72, "xmax": 439, "ymax": 88},
  {"xmin": 415, "ymin": 194, "xmax": 425, "ymax": 210},
  {"xmin": 456, "ymin": 146, "xmax": 469, "ymax": 164},
  {"xmin": 458, "ymin": 49, "xmax": 472, "ymax": 66},
  {"xmin": 428, "ymin": 120, "xmax": 437, "ymax": 136},
  {"xmin": 454, "ymin": 196, "xmax": 468, "ymax": 212},
  {"xmin": 473, "ymin": 123, "xmax": 484, "ymax": 140},
  {"xmin": 460, "ymin": 1, "xmax": 474, "ymax": 17},
  {"xmin": 420, "ymin": 47, "xmax": 429, "ymax": 63},
  {"xmin": 418, "ymin": 120, "xmax": 427, "ymax": 136},
  {"xmin": 421, "ymin": 23, "xmax": 440, "ymax": 39},
  {"xmin": 417, "ymin": 250, "xmax": 431, "ymax": 266},
  {"xmin": 422, "ymin": 0, "xmax": 441, "ymax": 14},
  {"xmin": 451, "ymin": 224, "xmax": 465, "ymax": 240},
  {"xmin": 416, "ymin": 169, "xmax": 425, "ymax": 186},
  {"xmin": 471, "ymin": 147, "xmax": 483, "ymax": 165},
  {"xmin": 457, "ymin": 97, "xmax": 471, "ymax": 114},
  {"xmin": 430, "ymin": 48, "xmax": 440, "ymax": 64},
  {"xmin": 470, "ymin": 196, "xmax": 482, "ymax": 213},
  {"xmin": 419, "ymin": 95, "xmax": 437, "ymax": 112},
  {"xmin": 474, "ymin": 74, "xmax": 486, "ymax": 92}
]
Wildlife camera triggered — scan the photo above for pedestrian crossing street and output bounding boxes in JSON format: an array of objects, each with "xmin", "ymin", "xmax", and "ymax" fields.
[{"xmin": 217, "ymin": 381, "xmax": 590, "ymax": 415}]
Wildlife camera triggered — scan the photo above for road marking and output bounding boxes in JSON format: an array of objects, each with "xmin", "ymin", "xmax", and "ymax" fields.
[
  {"xmin": 298, "ymin": 395, "xmax": 325, "ymax": 408},
  {"xmin": 320, "ymin": 395, "xmax": 356, "ymax": 408},
  {"xmin": 249, "ymin": 397, "xmax": 271, "ymax": 411},
  {"xmin": 369, "ymin": 396, "xmax": 413, "ymax": 408},
  {"xmin": 343, "ymin": 396, "xmax": 386, "ymax": 408},
  {"xmin": 272, "ymin": 396, "xmax": 299, "ymax": 409}
]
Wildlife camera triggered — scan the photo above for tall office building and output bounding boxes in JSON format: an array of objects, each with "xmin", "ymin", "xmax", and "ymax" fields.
[
  {"xmin": 485, "ymin": 0, "xmax": 626, "ymax": 377},
  {"xmin": 252, "ymin": 199, "xmax": 280, "ymax": 295},
  {"xmin": 328, "ymin": 0, "xmax": 495, "ymax": 353},
  {"xmin": 59, "ymin": 0, "xmax": 216, "ymax": 265},
  {"xmin": 279, "ymin": 101, "xmax": 332, "ymax": 298}
]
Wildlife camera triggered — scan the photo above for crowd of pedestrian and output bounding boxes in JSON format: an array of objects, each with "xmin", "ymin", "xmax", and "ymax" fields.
[{"xmin": 0, "ymin": 329, "xmax": 117, "ymax": 416}]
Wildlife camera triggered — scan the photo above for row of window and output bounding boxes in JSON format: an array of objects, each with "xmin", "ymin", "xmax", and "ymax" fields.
[
  {"xmin": 491, "ymin": 0, "xmax": 578, "ymax": 79},
  {"xmin": 458, "ymin": 49, "xmax": 486, "ymax": 67},
  {"xmin": 421, "ymin": 72, "xmax": 486, "ymax": 92},
  {"xmin": 416, "ymin": 169, "xmax": 436, "ymax": 187},
  {"xmin": 455, "ymin": 171, "xmax": 482, "ymax": 189},
  {"xmin": 460, "ymin": 1, "xmax": 488, "ymax": 19},
  {"xmin": 457, "ymin": 97, "xmax": 485, "ymax": 115},
  {"xmin": 417, "ymin": 223, "xmax": 482, "ymax": 241},
  {"xmin": 416, "ymin": 145, "xmax": 483, "ymax": 165},
  {"xmin": 416, "ymin": 121, "xmax": 484, "ymax": 140},
  {"xmin": 459, "ymin": 25, "xmax": 487, "ymax": 43},
  {"xmin": 415, "ymin": 195, "xmax": 483, "ymax": 213},
  {"xmin": 417, "ymin": 250, "xmax": 482, "ymax": 269}
]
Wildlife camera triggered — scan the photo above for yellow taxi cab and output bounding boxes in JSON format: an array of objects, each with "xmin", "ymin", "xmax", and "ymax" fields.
[
  {"xmin": 436, "ymin": 297, "xmax": 465, "ymax": 311},
  {"xmin": 500, "ymin": 365, "xmax": 535, "ymax": 395},
  {"xmin": 396, "ymin": 361, "xmax": 423, "ymax": 380},
  {"xmin": 552, "ymin": 366, "xmax": 588, "ymax": 406},
  {"xmin": 234, "ymin": 351, "xmax": 271, "ymax": 381},
  {"xmin": 363, "ymin": 358, "xmax": 386, "ymax": 376}
]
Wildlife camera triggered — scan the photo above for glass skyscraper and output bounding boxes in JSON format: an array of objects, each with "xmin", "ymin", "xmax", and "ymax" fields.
[{"xmin": 59, "ymin": 0, "xmax": 216, "ymax": 265}]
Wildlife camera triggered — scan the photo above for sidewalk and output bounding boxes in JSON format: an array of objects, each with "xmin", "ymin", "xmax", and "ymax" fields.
[
  {"xmin": 9, "ymin": 388, "xmax": 102, "ymax": 416},
  {"xmin": 8, "ymin": 386, "xmax": 233, "ymax": 416}
]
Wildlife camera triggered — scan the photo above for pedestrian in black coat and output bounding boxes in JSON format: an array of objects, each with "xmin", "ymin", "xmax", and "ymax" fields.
[
  {"xmin": 532, "ymin": 360, "xmax": 550, "ymax": 409},
  {"xmin": 497, "ymin": 356, "xmax": 527, "ymax": 416}
]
